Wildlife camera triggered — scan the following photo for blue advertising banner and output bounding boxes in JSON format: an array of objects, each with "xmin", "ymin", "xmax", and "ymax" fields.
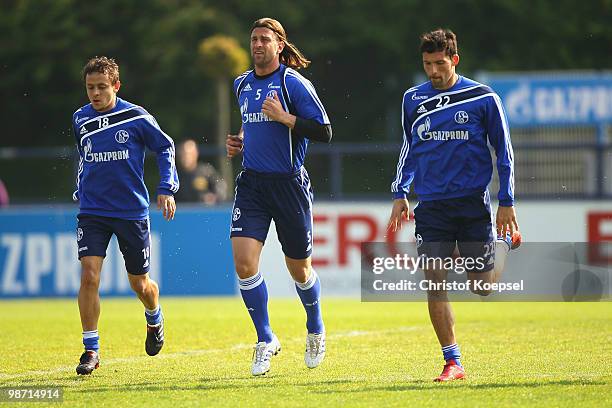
[
  {"xmin": 478, "ymin": 72, "xmax": 612, "ymax": 127},
  {"xmin": 0, "ymin": 206, "xmax": 236, "ymax": 297}
]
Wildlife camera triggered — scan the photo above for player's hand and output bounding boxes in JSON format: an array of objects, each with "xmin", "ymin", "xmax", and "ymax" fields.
[
  {"xmin": 157, "ymin": 194, "xmax": 176, "ymax": 221},
  {"xmin": 496, "ymin": 205, "xmax": 518, "ymax": 237},
  {"xmin": 387, "ymin": 198, "xmax": 410, "ymax": 232},
  {"xmin": 226, "ymin": 134, "xmax": 243, "ymax": 158},
  {"xmin": 261, "ymin": 91, "xmax": 291, "ymax": 124}
]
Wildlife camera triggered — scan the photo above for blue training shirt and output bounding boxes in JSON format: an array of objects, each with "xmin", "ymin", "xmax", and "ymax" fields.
[
  {"xmin": 233, "ymin": 64, "xmax": 330, "ymax": 174},
  {"xmin": 392, "ymin": 76, "xmax": 515, "ymax": 206},
  {"xmin": 72, "ymin": 97, "xmax": 179, "ymax": 220}
]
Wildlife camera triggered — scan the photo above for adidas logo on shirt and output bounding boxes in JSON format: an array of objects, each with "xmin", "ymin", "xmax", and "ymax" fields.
[
  {"xmin": 417, "ymin": 105, "xmax": 427, "ymax": 114},
  {"xmin": 243, "ymin": 83, "xmax": 252, "ymax": 91}
]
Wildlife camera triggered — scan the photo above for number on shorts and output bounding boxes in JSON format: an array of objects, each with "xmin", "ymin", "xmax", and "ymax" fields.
[
  {"xmin": 483, "ymin": 242, "xmax": 495, "ymax": 258},
  {"xmin": 142, "ymin": 246, "xmax": 150, "ymax": 260}
]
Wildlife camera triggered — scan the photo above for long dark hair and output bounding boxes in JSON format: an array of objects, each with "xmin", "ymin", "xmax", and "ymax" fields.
[{"xmin": 251, "ymin": 18, "xmax": 310, "ymax": 69}]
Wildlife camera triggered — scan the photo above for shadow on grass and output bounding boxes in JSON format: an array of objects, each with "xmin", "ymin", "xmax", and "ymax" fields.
[
  {"xmin": 32, "ymin": 377, "xmax": 605, "ymax": 395},
  {"xmin": 314, "ymin": 379, "xmax": 607, "ymax": 394},
  {"xmin": 49, "ymin": 377, "xmax": 360, "ymax": 393}
]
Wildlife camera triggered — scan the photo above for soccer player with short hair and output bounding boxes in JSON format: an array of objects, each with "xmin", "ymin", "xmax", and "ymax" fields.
[
  {"xmin": 226, "ymin": 17, "xmax": 332, "ymax": 376},
  {"xmin": 72, "ymin": 56, "xmax": 179, "ymax": 375},
  {"xmin": 388, "ymin": 29, "xmax": 521, "ymax": 382}
]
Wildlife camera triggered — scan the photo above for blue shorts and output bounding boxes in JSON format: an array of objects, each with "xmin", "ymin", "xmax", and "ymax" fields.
[
  {"xmin": 230, "ymin": 167, "xmax": 313, "ymax": 260},
  {"xmin": 414, "ymin": 191, "xmax": 495, "ymax": 273},
  {"xmin": 76, "ymin": 214, "xmax": 151, "ymax": 275}
]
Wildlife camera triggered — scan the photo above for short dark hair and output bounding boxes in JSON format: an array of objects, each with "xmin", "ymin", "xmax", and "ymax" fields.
[
  {"xmin": 419, "ymin": 29, "xmax": 458, "ymax": 57},
  {"xmin": 82, "ymin": 56, "xmax": 120, "ymax": 84}
]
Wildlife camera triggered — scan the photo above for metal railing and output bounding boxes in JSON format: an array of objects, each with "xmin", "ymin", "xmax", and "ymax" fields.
[{"xmin": 0, "ymin": 138, "xmax": 610, "ymax": 203}]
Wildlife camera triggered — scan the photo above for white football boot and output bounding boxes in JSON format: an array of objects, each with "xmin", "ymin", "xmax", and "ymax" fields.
[
  {"xmin": 305, "ymin": 332, "xmax": 326, "ymax": 368},
  {"xmin": 251, "ymin": 335, "xmax": 281, "ymax": 376}
]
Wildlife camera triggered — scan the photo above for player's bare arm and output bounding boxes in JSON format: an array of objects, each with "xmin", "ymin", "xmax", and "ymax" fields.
[
  {"xmin": 496, "ymin": 205, "xmax": 519, "ymax": 236},
  {"xmin": 157, "ymin": 194, "xmax": 176, "ymax": 221},
  {"xmin": 261, "ymin": 92, "xmax": 296, "ymax": 128},
  {"xmin": 226, "ymin": 127, "xmax": 244, "ymax": 158},
  {"xmin": 387, "ymin": 198, "xmax": 410, "ymax": 232}
]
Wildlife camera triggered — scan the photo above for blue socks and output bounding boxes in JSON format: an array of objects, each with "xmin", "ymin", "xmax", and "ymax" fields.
[
  {"xmin": 239, "ymin": 272, "xmax": 273, "ymax": 343},
  {"xmin": 145, "ymin": 305, "xmax": 163, "ymax": 326},
  {"xmin": 239, "ymin": 269, "xmax": 324, "ymax": 342},
  {"xmin": 81, "ymin": 306, "xmax": 162, "ymax": 353},
  {"xmin": 82, "ymin": 330, "xmax": 99, "ymax": 352},
  {"xmin": 295, "ymin": 269, "xmax": 324, "ymax": 334},
  {"xmin": 442, "ymin": 343, "xmax": 462, "ymax": 366}
]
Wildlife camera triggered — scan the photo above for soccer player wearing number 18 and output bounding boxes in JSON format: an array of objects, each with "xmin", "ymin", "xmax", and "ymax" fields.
[
  {"xmin": 388, "ymin": 29, "xmax": 521, "ymax": 382},
  {"xmin": 226, "ymin": 18, "xmax": 332, "ymax": 376},
  {"xmin": 72, "ymin": 57, "xmax": 179, "ymax": 375}
]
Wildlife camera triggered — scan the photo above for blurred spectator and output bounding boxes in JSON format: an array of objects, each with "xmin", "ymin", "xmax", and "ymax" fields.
[
  {"xmin": 174, "ymin": 139, "xmax": 227, "ymax": 204},
  {"xmin": 0, "ymin": 179, "xmax": 9, "ymax": 207}
]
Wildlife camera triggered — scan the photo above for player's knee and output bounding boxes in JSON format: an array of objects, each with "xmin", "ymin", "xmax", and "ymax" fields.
[
  {"xmin": 471, "ymin": 288, "xmax": 492, "ymax": 296},
  {"xmin": 234, "ymin": 259, "xmax": 258, "ymax": 279},
  {"xmin": 289, "ymin": 266, "xmax": 310, "ymax": 284},
  {"xmin": 285, "ymin": 255, "xmax": 312, "ymax": 284},
  {"xmin": 427, "ymin": 289, "xmax": 448, "ymax": 300},
  {"xmin": 469, "ymin": 276, "xmax": 493, "ymax": 296},
  {"xmin": 80, "ymin": 267, "xmax": 100, "ymax": 289},
  {"xmin": 469, "ymin": 281, "xmax": 493, "ymax": 296}
]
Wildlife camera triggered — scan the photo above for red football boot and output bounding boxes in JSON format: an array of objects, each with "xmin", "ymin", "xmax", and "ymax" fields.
[
  {"xmin": 434, "ymin": 359, "xmax": 465, "ymax": 382},
  {"xmin": 510, "ymin": 230, "xmax": 522, "ymax": 250},
  {"xmin": 497, "ymin": 230, "xmax": 522, "ymax": 250}
]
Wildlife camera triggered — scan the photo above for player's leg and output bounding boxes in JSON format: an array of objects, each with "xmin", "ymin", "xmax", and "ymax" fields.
[
  {"xmin": 272, "ymin": 168, "xmax": 325, "ymax": 368},
  {"xmin": 115, "ymin": 217, "xmax": 164, "ymax": 356},
  {"xmin": 127, "ymin": 273, "xmax": 159, "ymax": 311},
  {"xmin": 468, "ymin": 232, "xmax": 521, "ymax": 292},
  {"xmin": 425, "ymin": 265, "xmax": 465, "ymax": 382},
  {"xmin": 78, "ymin": 256, "xmax": 103, "ymax": 342},
  {"xmin": 127, "ymin": 272, "xmax": 164, "ymax": 356},
  {"xmin": 285, "ymin": 256, "xmax": 324, "ymax": 335},
  {"xmin": 232, "ymin": 236, "xmax": 274, "ymax": 342},
  {"xmin": 230, "ymin": 171, "xmax": 278, "ymax": 375},
  {"xmin": 232, "ymin": 237, "xmax": 280, "ymax": 375},
  {"xmin": 424, "ymin": 266, "xmax": 455, "ymax": 345},
  {"xmin": 75, "ymin": 215, "xmax": 112, "ymax": 375},
  {"xmin": 461, "ymin": 191, "xmax": 516, "ymax": 294},
  {"xmin": 77, "ymin": 255, "xmax": 104, "ymax": 374},
  {"xmin": 285, "ymin": 256, "xmax": 325, "ymax": 368},
  {"xmin": 491, "ymin": 228, "xmax": 522, "ymax": 283},
  {"xmin": 415, "ymin": 200, "xmax": 465, "ymax": 381}
]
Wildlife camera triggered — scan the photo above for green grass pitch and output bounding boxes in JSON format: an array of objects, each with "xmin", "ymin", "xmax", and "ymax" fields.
[{"xmin": 0, "ymin": 298, "xmax": 610, "ymax": 407}]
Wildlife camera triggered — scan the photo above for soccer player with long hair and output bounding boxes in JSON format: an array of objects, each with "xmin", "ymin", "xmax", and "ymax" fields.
[{"xmin": 227, "ymin": 18, "xmax": 332, "ymax": 376}]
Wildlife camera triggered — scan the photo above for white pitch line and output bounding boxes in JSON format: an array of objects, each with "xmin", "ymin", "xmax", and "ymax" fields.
[{"xmin": 0, "ymin": 326, "xmax": 421, "ymax": 381}]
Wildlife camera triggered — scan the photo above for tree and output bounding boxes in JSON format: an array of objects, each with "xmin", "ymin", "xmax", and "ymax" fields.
[{"xmin": 198, "ymin": 35, "xmax": 249, "ymax": 192}]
